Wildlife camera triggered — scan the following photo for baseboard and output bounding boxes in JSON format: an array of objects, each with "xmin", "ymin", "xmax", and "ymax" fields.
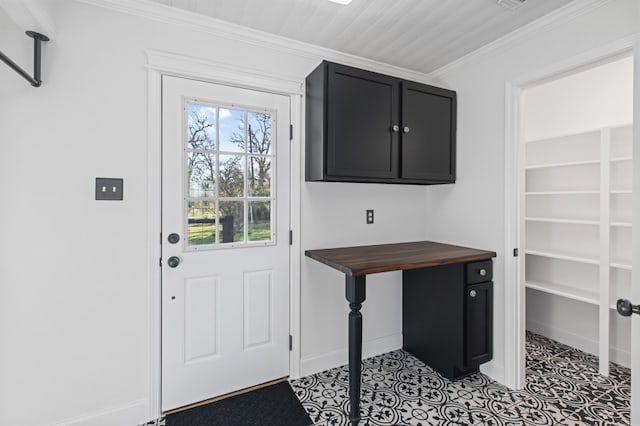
[
  {"xmin": 47, "ymin": 399, "xmax": 147, "ymax": 426},
  {"xmin": 299, "ymin": 333, "xmax": 403, "ymax": 377},
  {"xmin": 527, "ymin": 320, "xmax": 631, "ymax": 368},
  {"xmin": 479, "ymin": 360, "xmax": 506, "ymax": 387}
]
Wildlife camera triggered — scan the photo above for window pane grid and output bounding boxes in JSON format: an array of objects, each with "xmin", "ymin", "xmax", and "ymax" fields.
[{"xmin": 184, "ymin": 100, "xmax": 276, "ymax": 248}]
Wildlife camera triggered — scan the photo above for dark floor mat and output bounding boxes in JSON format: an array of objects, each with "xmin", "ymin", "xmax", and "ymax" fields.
[{"xmin": 166, "ymin": 381, "xmax": 312, "ymax": 426}]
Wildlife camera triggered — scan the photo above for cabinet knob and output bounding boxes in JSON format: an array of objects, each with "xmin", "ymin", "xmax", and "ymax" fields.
[
  {"xmin": 479, "ymin": 268, "xmax": 487, "ymax": 277},
  {"xmin": 403, "ymin": 126, "xmax": 410, "ymax": 134},
  {"xmin": 391, "ymin": 124, "xmax": 400, "ymax": 133},
  {"xmin": 470, "ymin": 290, "xmax": 477, "ymax": 298}
]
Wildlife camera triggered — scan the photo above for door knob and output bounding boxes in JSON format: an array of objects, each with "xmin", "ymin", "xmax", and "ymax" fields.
[
  {"xmin": 616, "ymin": 299, "xmax": 640, "ymax": 317},
  {"xmin": 403, "ymin": 126, "xmax": 410, "ymax": 134},
  {"xmin": 167, "ymin": 256, "xmax": 181, "ymax": 268},
  {"xmin": 391, "ymin": 124, "xmax": 400, "ymax": 133},
  {"xmin": 167, "ymin": 233, "xmax": 180, "ymax": 244}
]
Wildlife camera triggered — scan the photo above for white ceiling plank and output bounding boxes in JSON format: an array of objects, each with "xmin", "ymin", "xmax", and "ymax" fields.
[
  {"xmin": 376, "ymin": 1, "xmax": 479, "ymax": 71},
  {"xmin": 145, "ymin": 0, "xmax": 573, "ymax": 73},
  {"xmin": 312, "ymin": 0, "xmax": 379, "ymax": 47},
  {"xmin": 278, "ymin": 1, "xmax": 321, "ymax": 37},
  {"xmin": 405, "ymin": 3, "xmax": 510, "ymax": 71},
  {"xmin": 83, "ymin": 0, "xmax": 581, "ymax": 75},
  {"xmin": 337, "ymin": 0, "xmax": 411, "ymax": 56}
]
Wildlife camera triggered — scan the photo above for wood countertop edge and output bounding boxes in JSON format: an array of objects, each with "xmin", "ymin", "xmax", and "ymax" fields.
[{"xmin": 305, "ymin": 244, "xmax": 496, "ymax": 277}]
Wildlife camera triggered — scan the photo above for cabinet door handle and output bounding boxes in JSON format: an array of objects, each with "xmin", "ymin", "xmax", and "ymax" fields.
[
  {"xmin": 469, "ymin": 290, "xmax": 477, "ymax": 298},
  {"xmin": 391, "ymin": 124, "xmax": 400, "ymax": 133},
  {"xmin": 479, "ymin": 268, "xmax": 487, "ymax": 277},
  {"xmin": 403, "ymin": 126, "xmax": 410, "ymax": 134}
]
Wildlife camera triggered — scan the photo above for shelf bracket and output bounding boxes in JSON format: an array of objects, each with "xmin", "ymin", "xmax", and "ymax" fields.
[{"xmin": 0, "ymin": 31, "xmax": 50, "ymax": 87}]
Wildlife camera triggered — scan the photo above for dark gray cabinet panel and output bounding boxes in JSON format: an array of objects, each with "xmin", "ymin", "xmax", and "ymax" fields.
[
  {"xmin": 401, "ymin": 81, "xmax": 456, "ymax": 182},
  {"xmin": 466, "ymin": 281, "xmax": 493, "ymax": 366},
  {"xmin": 326, "ymin": 63, "xmax": 399, "ymax": 179},
  {"xmin": 305, "ymin": 60, "xmax": 456, "ymax": 184}
]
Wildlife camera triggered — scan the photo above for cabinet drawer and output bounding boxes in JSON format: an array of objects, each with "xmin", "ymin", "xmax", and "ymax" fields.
[{"xmin": 466, "ymin": 260, "xmax": 492, "ymax": 284}]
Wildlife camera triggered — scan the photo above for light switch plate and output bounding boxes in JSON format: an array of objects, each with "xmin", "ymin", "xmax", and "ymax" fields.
[
  {"xmin": 366, "ymin": 209, "xmax": 374, "ymax": 224},
  {"xmin": 95, "ymin": 177, "xmax": 124, "ymax": 200}
]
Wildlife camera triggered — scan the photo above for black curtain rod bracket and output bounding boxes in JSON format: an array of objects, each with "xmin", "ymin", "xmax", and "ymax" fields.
[{"xmin": 0, "ymin": 31, "xmax": 50, "ymax": 87}]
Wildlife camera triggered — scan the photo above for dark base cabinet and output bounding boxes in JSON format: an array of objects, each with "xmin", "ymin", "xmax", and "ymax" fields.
[{"xmin": 403, "ymin": 261, "xmax": 493, "ymax": 380}]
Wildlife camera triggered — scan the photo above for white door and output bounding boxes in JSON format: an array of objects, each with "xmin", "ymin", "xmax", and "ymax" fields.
[{"xmin": 161, "ymin": 75, "xmax": 291, "ymax": 412}]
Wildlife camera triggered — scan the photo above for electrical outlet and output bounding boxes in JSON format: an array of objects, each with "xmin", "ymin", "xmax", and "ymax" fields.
[
  {"xmin": 366, "ymin": 209, "xmax": 374, "ymax": 224},
  {"xmin": 95, "ymin": 177, "xmax": 124, "ymax": 200}
]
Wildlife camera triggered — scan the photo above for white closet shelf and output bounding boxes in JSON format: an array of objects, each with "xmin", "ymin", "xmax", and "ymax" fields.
[
  {"xmin": 525, "ymin": 129, "xmax": 599, "ymax": 144},
  {"xmin": 526, "ymin": 281, "xmax": 620, "ymax": 310},
  {"xmin": 610, "ymin": 156, "xmax": 632, "ymax": 163},
  {"xmin": 610, "ymin": 222, "xmax": 632, "ymax": 227},
  {"xmin": 525, "ymin": 250, "xmax": 599, "ymax": 265},
  {"xmin": 610, "ymin": 189, "xmax": 632, "ymax": 194},
  {"xmin": 526, "ymin": 280, "xmax": 598, "ymax": 305},
  {"xmin": 525, "ymin": 190, "xmax": 599, "ymax": 195},
  {"xmin": 611, "ymin": 262, "xmax": 632, "ymax": 270},
  {"xmin": 525, "ymin": 159, "xmax": 599, "ymax": 170},
  {"xmin": 526, "ymin": 217, "xmax": 598, "ymax": 225}
]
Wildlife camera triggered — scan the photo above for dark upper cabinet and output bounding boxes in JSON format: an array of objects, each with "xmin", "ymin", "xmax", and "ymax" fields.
[{"xmin": 305, "ymin": 60, "xmax": 456, "ymax": 184}]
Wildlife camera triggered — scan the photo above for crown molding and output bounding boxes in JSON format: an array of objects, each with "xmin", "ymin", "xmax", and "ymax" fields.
[
  {"xmin": 77, "ymin": 0, "xmax": 435, "ymax": 84},
  {"xmin": 428, "ymin": 0, "xmax": 614, "ymax": 79}
]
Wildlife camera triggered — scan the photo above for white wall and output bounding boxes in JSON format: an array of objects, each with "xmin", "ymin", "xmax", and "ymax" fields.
[
  {"xmin": 426, "ymin": 0, "xmax": 639, "ymax": 385},
  {"xmin": 0, "ymin": 2, "xmax": 431, "ymax": 425},
  {"xmin": 523, "ymin": 56, "xmax": 633, "ymax": 367},
  {"xmin": 523, "ymin": 56, "xmax": 633, "ymax": 141}
]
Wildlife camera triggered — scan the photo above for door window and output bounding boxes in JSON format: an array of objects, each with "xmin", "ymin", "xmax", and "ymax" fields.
[{"xmin": 185, "ymin": 101, "xmax": 275, "ymax": 248}]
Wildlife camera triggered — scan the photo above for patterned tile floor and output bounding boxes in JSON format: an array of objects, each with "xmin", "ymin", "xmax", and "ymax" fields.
[{"xmin": 290, "ymin": 332, "xmax": 631, "ymax": 425}]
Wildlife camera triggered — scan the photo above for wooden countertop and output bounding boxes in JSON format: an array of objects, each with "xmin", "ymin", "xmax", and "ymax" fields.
[{"xmin": 305, "ymin": 241, "xmax": 496, "ymax": 276}]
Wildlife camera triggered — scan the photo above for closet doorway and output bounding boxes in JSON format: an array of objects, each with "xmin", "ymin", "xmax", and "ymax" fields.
[{"xmin": 519, "ymin": 55, "xmax": 634, "ymax": 422}]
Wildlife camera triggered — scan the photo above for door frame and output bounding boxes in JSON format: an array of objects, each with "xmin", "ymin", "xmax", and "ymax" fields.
[
  {"xmin": 503, "ymin": 35, "xmax": 638, "ymax": 392},
  {"xmin": 145, "ymin": 50, "xmax": 304, "ymax": 420}
]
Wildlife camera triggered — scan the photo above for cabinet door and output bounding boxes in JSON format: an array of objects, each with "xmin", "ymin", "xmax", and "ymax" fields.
[
  {"xmin": 401, "ymin": 81, "xmax": 456, "ymax": 182},
  {"xmin": 465, "ymin": 281, "xmax": 493, "ymax": 366},
  {"xmin": 326, "ymin": 63, "xmax": 400, "ymax": 179}
]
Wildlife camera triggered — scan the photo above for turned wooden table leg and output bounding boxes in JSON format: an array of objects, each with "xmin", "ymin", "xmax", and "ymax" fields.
[{"xmin": 345, "ymin": 275, "xmax": 366, "ymax": 426}]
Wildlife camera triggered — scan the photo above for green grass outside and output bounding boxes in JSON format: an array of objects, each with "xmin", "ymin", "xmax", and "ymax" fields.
[{"xmin": 188, "ymin": 222, "xmax": 271, "ymax": 245}]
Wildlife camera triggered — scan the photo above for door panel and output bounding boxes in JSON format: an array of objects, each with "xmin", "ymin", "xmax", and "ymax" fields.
[
  {"xmin": 243, "ymin": 270, "xmax": 273, "ymax": 349},
  {"xmin": 184, "ymin": 276, "xmax": 219, "ymax": 363},
  {"xmin": 161, "ymin": 76, "xmax": 290, "ymax": 412}
]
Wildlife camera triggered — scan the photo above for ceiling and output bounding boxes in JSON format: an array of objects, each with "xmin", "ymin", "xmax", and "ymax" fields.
[{"xmin": 149, "ymin": 0, "xmax": 574, "ymax": 74}]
